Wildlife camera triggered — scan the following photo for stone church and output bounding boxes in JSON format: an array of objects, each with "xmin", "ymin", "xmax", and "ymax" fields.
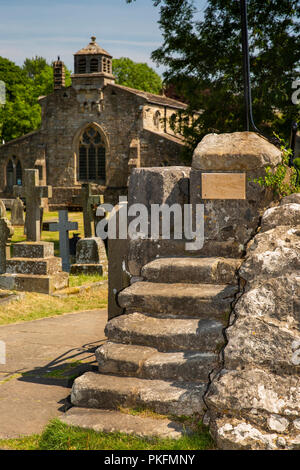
[{"xmin": 0, "ymin": 37, "xmax": 187, "ymax": 209}]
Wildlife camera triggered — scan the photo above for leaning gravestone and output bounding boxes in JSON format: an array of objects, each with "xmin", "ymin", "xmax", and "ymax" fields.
[
  {"xmin": 0, "ymin": 206, "xmax": 14, "ymax": 274},
  {"xmin": 70, "ymin": 237, "xmax": 107, "ymax": 275},
  {"xmin": 48, "ymin": 210, "xmax": 78, "ymax": 272},
  {"xmin": 11, "ymin": 197, "xmax": 25, "ymax": 226}
]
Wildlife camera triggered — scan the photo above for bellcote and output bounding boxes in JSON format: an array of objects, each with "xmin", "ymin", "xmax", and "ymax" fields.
[{"xmin": 73, "ymin": 36, "xmax": 114, "ymax": 78}]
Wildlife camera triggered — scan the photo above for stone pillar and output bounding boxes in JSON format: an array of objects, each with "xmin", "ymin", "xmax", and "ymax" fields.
[
  {"xmin": 127, "ymin": 166, "xmax": 191, "ymax": 277},
  {"xmin": 190, "ymin": 132, "xmax": 282, "ymax": 256}
]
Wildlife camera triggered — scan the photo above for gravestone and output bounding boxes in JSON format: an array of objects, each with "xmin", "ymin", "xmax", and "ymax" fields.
[
  {"xmin": 11, "ymin": 197, "xmax": 25, "ymax": 226},
  {"xmin": 0, "ymin": 208, "xmax": 14, "ymax": 274},
  {"xmin": 70, "ymin": 237, "xmax": 107, "ymax": 275},
  {"xmin": 0, "ymin": 241, "xmax": 69, "ymax": 294},
  {"xmin": 81, "ymin": 183, "xmax": 104, "ymax": 238},
  {"xmin": 14, "ymin": 169, "xmax": 52, "ymax": 241},
  {"xmin": 0, "ymin": 200, "xmax": 7, "ymax": 218},
  {"xmin": 48, "ymin": 210, "xmax": 78, "ymax": 272}
]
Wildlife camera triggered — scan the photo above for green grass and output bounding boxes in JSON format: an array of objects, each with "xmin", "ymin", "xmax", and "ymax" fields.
[
  {"xmin": 0, "ymin": 418, "xmax": 215, "ymax": 450},
  {"xmin": 0, "ymin": 284, "xmax": 107, "ymax": 325},
  {"xmin": 69, "ymin": 273, "xmax": 107, "ymax": 288}
]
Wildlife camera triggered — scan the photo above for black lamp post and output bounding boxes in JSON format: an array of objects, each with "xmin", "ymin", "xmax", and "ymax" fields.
[{"xmin": 240, "ymin": 0, "xmax": 280, "ymax": 146}]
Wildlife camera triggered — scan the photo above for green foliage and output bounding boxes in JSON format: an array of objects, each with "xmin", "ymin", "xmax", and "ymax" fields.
[
  {"xmin": 253, "ymin": 136, "xmax": 300, "ymax": 197},
  {"xmin": 127, "ymin": 0, "xmax": 300, "ymax": 155},
  {"xmin": 0, "ymin": 56, "xmax": 71, "ymax": 142},
  {"xmin": 112, "ymin": 57, "xmax": 162, "ymax": 94}
]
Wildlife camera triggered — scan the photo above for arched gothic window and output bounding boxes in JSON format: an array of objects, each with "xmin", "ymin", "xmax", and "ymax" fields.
[
  {"xmin": 6, "ymin": 159, "xmax": 14, "ymax": 190},
  {"xmin": 5, "ymin": 158, "xmax": 22, "ymax": 191},
  {"xmin": 78, "ymin": 126, "xmax": 106, "ymax": 182},
  {"xmin": 16, "ymin": 160, "xmax": 22, "ymax": 185}
]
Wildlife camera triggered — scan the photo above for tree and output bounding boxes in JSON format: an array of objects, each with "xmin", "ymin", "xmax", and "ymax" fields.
[
  {"xmin": 112, "ymin": 57, "xmax": 162, "ymax": 94},
  {"xmin": 127, "ymin": 0, "xmax": 300, "ymax": 158},
  {"xmin": 0, "ymin": 56, "xmax": 71, "ymax": 142}
]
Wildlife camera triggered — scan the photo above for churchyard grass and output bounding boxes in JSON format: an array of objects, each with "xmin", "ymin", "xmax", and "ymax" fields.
[
  {"xmin": 0, "ymin": 418, "xmax": 215, "ymax": 450},
  {"xmin": 0, "ymin": 210, "xmax": 108, "ymax": 326},
  {"xmin": 0, "ymin": 284, "xmax": 107, "ymax": 325}
]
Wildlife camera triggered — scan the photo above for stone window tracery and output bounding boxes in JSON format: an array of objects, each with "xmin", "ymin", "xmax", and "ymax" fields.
[{"xmin": 78, "ymin": 126, "xmax": 106, "ymax": 183}]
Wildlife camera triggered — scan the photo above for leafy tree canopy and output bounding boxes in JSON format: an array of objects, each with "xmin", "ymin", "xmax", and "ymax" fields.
[
  {"xmin": 112, "ymin": 57, "xmax": 162, "ymax": 94},
  {"xmin": 127, "ymin": 0, "xmax": 300, "ymax": 159},
  {"xmin": 0, "ymin": 56, "xmax": 71, "ymax": 142}
]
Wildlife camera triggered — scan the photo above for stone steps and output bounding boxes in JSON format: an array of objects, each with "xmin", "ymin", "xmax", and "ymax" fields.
[
  {"xmin": 96, "ymin": 341, "xmax": 219, "ymax": 382},
  {"xmin": 6, "ymin": 257, "xmax": 62, "ymax": 275},
  {"xmin": 70, "ymin": 254, "xmax": 241, "ymax": 426},
  {"xmin": 71, "ymin": 371, "xmax": 206, "ymax": 416},
  {"xmin": 105, "ymin": 312, "xmax": 224, "ymax": 352},
  {"xmin": 142, "ymin": 257, "xmax": 241, "ymax": 285},
  {"xmin": 118, "ymin": 281, "xmax": 237, "ymax": 320}
]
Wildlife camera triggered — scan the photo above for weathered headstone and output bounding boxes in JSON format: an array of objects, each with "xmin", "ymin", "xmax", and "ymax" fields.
[
  {"xmin": 11, "ymin": 197, "xmax": 25, "ymax": 226},
  {"xmin": 48, "ymin": 210, "xmax": 78, "ymax": 272},
  {"xmin": 0, "ymin": 241, "xmax": 69, "ymax": 294},
  {"xmin": 14, "ymin": 169, "xmax": 52, "ymax": 241},
  {"xmin": 81, "ymin": 183, "xmax": 104, "ymax": 238},
  {"xmin": 0, "ymin": 199, "xmax": 7, "ymax": 218},
  {"xmin": 0, "ymin": 208, "xmax": 14, "ymax": 274},
  {"xmin": 70, "ymin": 237, "xmax": 107, "ymax": 275}
]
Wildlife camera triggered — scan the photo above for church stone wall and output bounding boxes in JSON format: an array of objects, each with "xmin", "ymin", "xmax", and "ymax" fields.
[{"xmin": 0, "ymin": 82, "xmax": 186, "ymax": 208}]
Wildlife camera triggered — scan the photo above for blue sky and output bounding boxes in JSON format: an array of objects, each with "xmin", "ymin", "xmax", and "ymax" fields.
[{"xmin": 0, "ymin": 0, "xmax": 207, "ymax": 76}]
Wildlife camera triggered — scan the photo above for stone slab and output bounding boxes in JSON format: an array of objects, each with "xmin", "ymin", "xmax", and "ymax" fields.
[
  {"xmin": 71, "ymin": 371, "xmax": 206, "ymax": 416},
  {"xmin": 13, "ymin": 242, "xmax": 54, "ymax": 259},
  {"xmin": 118, "ymin": 281, "xmax": 237, "ymax": 319},
  {"xmin": 0, "ymin": 272, "xmax": 69, "ymax": 294},
  {"xmin": 6, "ymin": 257, "xmax": 62, "ymax": 275},
  {"xmin": 105, "ymin": 312, "xmax": 224, "ymax": 352},
  {"xmin": 96, "ymin": 341, "xmax": 219, "ymax": 382},
  {"xmin": 60, "ymin": 407, "xmax": 189, "ymax": 440},
  {"xmin": 141, "ymin": 257, "xmax": 241, "ymax": 285}
]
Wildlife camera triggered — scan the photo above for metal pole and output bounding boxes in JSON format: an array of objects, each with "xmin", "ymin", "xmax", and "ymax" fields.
[
  {"xmin": 240, "ymin": 0, "xmax": 280, "ymax": 146},
  {"xmin": 240, "ymin": 0, "xmax": 250, "ymax": 131}
]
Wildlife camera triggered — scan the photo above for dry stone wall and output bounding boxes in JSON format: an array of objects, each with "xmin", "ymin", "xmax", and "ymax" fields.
[{"xmin": 206, "ymin": 195, "xmax": 300, "ymax": 450}]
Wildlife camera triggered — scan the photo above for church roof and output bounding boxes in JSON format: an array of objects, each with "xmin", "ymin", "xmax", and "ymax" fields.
[
  {"xmin": 74, "ymin": 36, "xmax": 111, "ymax": 57},
  {"xmin": 109, "ymin": 83, "xmax": 188, "ymax": 110}
]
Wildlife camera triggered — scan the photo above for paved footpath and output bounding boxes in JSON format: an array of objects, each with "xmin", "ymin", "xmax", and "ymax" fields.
[{"xmin": 0, "ymin": 309, "xmax": 107, "ymax": 439}]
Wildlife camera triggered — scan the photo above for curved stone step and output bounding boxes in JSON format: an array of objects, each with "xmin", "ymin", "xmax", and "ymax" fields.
[
  {"xmin": 71, "ymin": 371, "xmax": 206, "ymax": 416},
  {"xmin": 105, "ymin": 312, "xmax": 224, "ymax": 352},
  {"xmin": 118, "ymin": 282, "xmax": 237, "ymax": 320},
  {"xmin": 142, "ymin": 257, "xmax": 241, "ymax": 285},
  {"xmin": 96, "ymin": 342, "xmax": 219, "ymax": 382},
  {"xmin": 60, "ymin": 407, "xmax": 190, "ymax": 440}
]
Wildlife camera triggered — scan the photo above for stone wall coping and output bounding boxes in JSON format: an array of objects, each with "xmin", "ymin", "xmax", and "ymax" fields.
[{"xmin": 192, "ymin": 132, "xmax": 282, "ymax": 171}]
